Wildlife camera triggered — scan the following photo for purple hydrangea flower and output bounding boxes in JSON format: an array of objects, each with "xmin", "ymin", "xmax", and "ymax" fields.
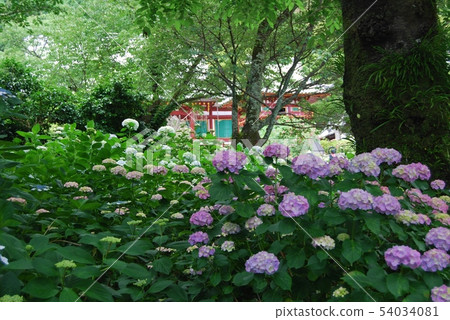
[
  {"xmin": 384, "ymin": 245, "xmax": 422, "ymax": 270},
  {"xmin": 189, "ymin": 210, "xmax": 213, "ymax": 226},
  {"xmin": 429, "ymin": 197, "xmax": 448, "ymax": 214},
  {"xmin": 329, "ymin": 155, "xmax": 349, "ymax": 170},
  {"xmin": 195, "ymin": 187, "xmax": 210, "ymax": 200},
  {"xmin": 420, "ymin": 249, "xmax": 449, "ymax": 272},
  {"xmin": 188, "ymin": 231, "xmax": 209, "ymax": 245},
  {"xmin": 198, "ymin": 245, "xmax": 215, "ymax": 258},
  {"xmin": 431, "ymin": 180, "xmax": 446, "ymax": 190},
  {"xmin": 257, "ymin": 204, "xmax": 276, "ymax": 216},
  {"xmin": 338, "ymin": 189, "xmax": 373, "ymax": 211},
  {"xmin": 221, "ymin": 222, "xmax": 241, "ymax": 236},
  {"xmin": 392, "ymin": 163, "xmax": 431, "ymax": 182},
  {"xmin": 172, "ymin": 165, "xmax": 189, "ymax": 173},
  {"xmin": 212, "ymin": 150, "xmax": 247, "ymax": 174},
  {"xmin": 417, "ymin": 214, "xmax": 432, "ymax": 225},
  {"xmin": 431, "ymin": 285, "xmax": 450, "ymax": 302},
  {"xmin": 264, "ymin": 184, "xmax": 288, "ymax": 195},
  {"xmin": 245, "ymin": 216, "xmax": 263, "ymax": 231},
  {"xmin": 278, "ymin": 192, "xmax": 309, "ymax": 217},
  {"xmin": 348, "ymin": 153, "xmax": 380, "ymax": 177},
  {"xmin": 370, "ymin": 148, "xmax": 402, "ymax": 165},
  {"xmin": 218, "ymin": 205, "xmax": 235, "ymax": 215},
  {"xmin": 291, "ymin": 153, "xmax": 329, "ymax": 179},
  {"xmin": 245, "ymin": 251, "xmax": 280, "ymax": 275},
  {"xmin": 265, "ymin": 167, "xmax": 278, "ymax": 179},
  {"xmin": 263, "ymin": 143, "xmax": 290, "ymax": 159},
  {"xmin": 144, "ymin": 165, "xmax": 168, "ymax": 176},
  {"xmin": 425, "ymin": 227, "xmax": 450, "ymax": 251},
  {"xmin": 372, "ymin": 194, "xmax": 402, "ymax": 215}
]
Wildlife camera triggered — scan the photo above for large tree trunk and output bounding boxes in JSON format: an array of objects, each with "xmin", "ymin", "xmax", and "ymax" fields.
[
  {"xmin": 239, "ymin": 20, "xmax": 272, "ymax": 146},
  {"xmin": 341, "ymin": 0, "xmax": 450, "ymax": 181}
]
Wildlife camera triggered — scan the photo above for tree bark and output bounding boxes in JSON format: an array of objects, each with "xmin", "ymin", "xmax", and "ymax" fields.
[{"xmin": 341, "ymin": 0, "xmax": 450, "ymax": 181}]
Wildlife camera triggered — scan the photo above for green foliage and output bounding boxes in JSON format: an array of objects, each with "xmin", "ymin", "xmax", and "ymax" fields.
[
  {"xmin": 80, "ymin": 79, "xmax": 146, "ymax": 133},
  {"xmin": 0, "ymin": 120, "xmax": 449, "ymax": 302},
  {"xmin": 363, "ymin": 30, "xmax": 450, "ymax": 178},
  {"xmin": 0, "ymin": 0, "xmax": 63, "ymax": 28}
]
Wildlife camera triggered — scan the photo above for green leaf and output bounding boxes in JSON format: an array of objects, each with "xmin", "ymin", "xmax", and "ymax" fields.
[
  {"xmin": 84, "ymin": 283, "xmax": 115, "ymax": 302},
  {"xmin": 273, "ymin": 271, "xmax": 292, "ymax": 290},
  {"xmin": 343, "ymin": 271, "xmax": 368, "ymax": 289},
  {"xmin": 209, "ymin": 181, "xmax": 233, "ymax": 201},
  {"xmin": 388, "ymin": 220, "xmax": 407, "ymax": 241},
  {"xmin": 30, "ymin": 235, "xmax": 56, "ymax": 255},
  {"xmin": 22, "ymin": 278, "xmax": 59, "ymax": 299},
  {"xmin": 152, "ymin": 257, "xmax": 173, "ymax": 275},
  {"xmin": 235, "ymin": 202, "xmax": 254, "ymax": 218},
  {"xmin": 342, "ymin": 240, "xmax": 363, "ymax": 264},
  {"xmin": 72, "ymin": 266, "xmax": 102, "ymax": 279},
  {"xmin": 166, "ymin": 284, "xmax": 188, "ymax": 301},
  {"xmin": 269, "ymin": 240, "xmax": 287, "ymax": 254},
  {"xmin": 59, "ymin": 288, "xmax": 79, "ymax": 302},
  {"xmin": 210, "ymin": 272, "xmax": 221, "ymax": 286},
  {"xmin": 148, "ymin": 280, "xmax": 174, "ymax": 294},
  {"xmin": 121, "ymin": 263, "xmax": 152, "ymax": 279},
  {"xmin": 117, "ymin": 240, "xmax": 153, "ymax": 255},
  {"xmin": 366, "ymin": 265, "xmax": 387, "ymax": 293},
  {"xmin": 0, "ymin": 271, "xmax": 23, "ymax": 296},
  {"xmin": 6, "ymin": 258, "xmax": 33, "ymax": 270},
  {"xmin": 423, "ymin": 273, "xmax": 443, "ymax": 290},
  {"xmin": 232, "ymin": 272, "xmax": 254, "ymax": 286},
  {"xmin": 363, "ymin": 214, "xmax": 381, "ymax": 235},
  {"xmin": 32, "ymin": 124, "xmax": 41, "ymax": 134},
  {"xmin": 32, "ymin": 257, "xmax": 58, "ymax": 277},
  {"xmin": 386, "ymin": 273, "xmax": 409, "ymax": 298},
  {"xmin": 278, "ymin": 219, "xmax": 296, "ymax": 234},
  {"xmin": 57, "ymin": 246, "xmax": 95, "ymax": 264},
  {"xmin": 286, "ymin": 248, "xmax": 305, "ymax": 269},
  {"xmin": 322, "ymin": 208, "xmax": 346, "ymax": 226}
]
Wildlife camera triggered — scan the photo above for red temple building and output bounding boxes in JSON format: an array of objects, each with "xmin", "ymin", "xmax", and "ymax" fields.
[{"xmin": 170, "ymin": 92, "xmax": 329, "ymax": 139}]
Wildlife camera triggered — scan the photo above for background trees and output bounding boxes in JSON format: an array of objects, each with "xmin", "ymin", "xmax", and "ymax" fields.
[{"xmin": 137, "ymin": 0, "xmax": 343, "ymax": 144}]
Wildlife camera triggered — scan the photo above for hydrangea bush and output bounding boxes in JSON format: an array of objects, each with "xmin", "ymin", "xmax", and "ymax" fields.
[{"xmin": 0, "ymin": 123, "xmax": 448, "ymax": 302}]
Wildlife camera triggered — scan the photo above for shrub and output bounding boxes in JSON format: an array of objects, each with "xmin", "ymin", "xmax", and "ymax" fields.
[{"xmin": 0, "ymin": 123, "xmax": 448, "ymax": 302}]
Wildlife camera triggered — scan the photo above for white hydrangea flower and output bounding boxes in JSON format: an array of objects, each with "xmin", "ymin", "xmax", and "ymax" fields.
[
  {"xmin": 159, "ymin": 160, "xmax": 168, "ymax": 166},
  {"xmin": 157, "ymin": 126, "xmax": 176, "ymax": 135},
  {"xmin": 183, "ymin": 152, "xmax": 196, "ymax": 162},
  {"xmin": 191, "ymin": 161, "xmax": 201, "ymax": 167},
  {"xmin": 112, "ymin": 142, "xmax": 121, "ymax": 149},
  {"xmin": 167, "ymin": 162, "xmax": 176, "ymax": 169},
  {"xmin": 122, "ymin": 118, "xmax": 139, "ymax": 130},
  {"xmin": 117, "ymin": 159, "xmax": 127, "ymax": 166},
  {"xmin": 162, "ymin": 145, "xmax": 172, "ymax": 151},
  {"xmin": 125, "ymin": 147, "xmax": 138, "ymax": 155},
  {"xmin": 135, "ymin": 152, "xmax": 145, "ymax": 159},
  {"xmin": 108, "ymin": 134, "xmax": 118, "ymax": 140},
  {"xmin": 36, "ymin": 146, "xmax": 47, "ymax": 151}
]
